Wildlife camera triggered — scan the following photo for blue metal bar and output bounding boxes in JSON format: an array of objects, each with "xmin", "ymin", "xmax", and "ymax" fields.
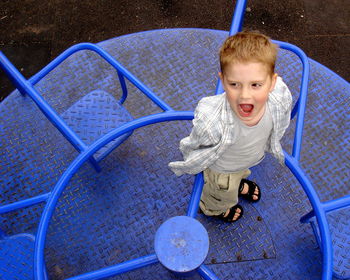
[
  {"xmin": 66, "ymin": 254, "xmax": 158, "ymax": 280},
  {"xmin": 228, "ymin": 0, "xmax": 247, "ymax": 36},
  {"xmin": 300, "ymin": 210, "xmax": 316, "ymax": 224},
  {"xmin": 197, "ymin": 264, "xmax": 221, "ymax": 280},
  {"xmin": 117, "ymin": 70, "xmax": 128, "ymax": 104},
  {"xmin": 89, "ymin": 157, "xmax": 102, "ymax": 172},
  {"xmin": 0, "ymin": 193, "xmax": 51, "ymax": 214},
  {"xmin": 310, "ymin": 221, "xmax": 323, "ymax": 249},
  {"xmin": 284, "ymin": 153, "xmax": 332, "ymax": 280},
  {"xmin": 43, "ymin": 266, "xmax": 49, "ymax": 280},
  {"xmin": 274, "ymin": 41, "xmax": 310, "ymax": 162},
  {"xmin": 34, "ymin": 111, "xmax": 194, "ymax": 280},
  {"xmin": 0, "ymin": 52, "xmax": 88, "ymax": 153},
  {"xmin": 301, "ymin": 194, "xmax": 350, "ymax": 224},
  {"xmin": 28, "ymin": 43, "xmax": 173, "ymax": 112},
  {"xmin": 186, "ymin": 172, "xmax": 204, "ymax": 218},
  {"xmin": 323, "ymin": 194, "xmax": 350, "ymax": 212},
  {"xmin": 215, "ymin": 0, "xmax": 247, "ymax": 95},
  {"xmin": 291, "ymin": 98, "xmax": 300, "ymax": 119}
]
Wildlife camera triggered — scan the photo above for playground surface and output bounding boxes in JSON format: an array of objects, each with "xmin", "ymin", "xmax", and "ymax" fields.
[{"xmin": 1, "ymin": 27, "xmax": 349, "ymax": 279}]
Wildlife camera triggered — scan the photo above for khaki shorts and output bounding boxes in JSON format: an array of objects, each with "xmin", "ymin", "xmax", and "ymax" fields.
[{"xmin": 199, "ymin": 168, "xmax": 251, "ymax": 216}]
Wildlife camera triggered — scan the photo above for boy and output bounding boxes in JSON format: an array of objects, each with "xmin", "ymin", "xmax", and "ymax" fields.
[{"xmin": 168, "ymin": 31, "xmax": 292, "ymax": 222}]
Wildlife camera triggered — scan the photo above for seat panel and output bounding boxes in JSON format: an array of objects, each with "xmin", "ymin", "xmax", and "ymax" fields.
[
  {"xmin": 61, "ymin": 89, "xmax": 133, "ymax": 161},
  {"xmin": 0, "ymin": 234, "xmax": 35, "ymax": 280}
]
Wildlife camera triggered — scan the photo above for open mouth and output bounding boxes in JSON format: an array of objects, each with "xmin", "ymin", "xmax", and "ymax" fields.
[{"xmin": 239, "ymin": 104, "xmax": 254, "ymax": 116}]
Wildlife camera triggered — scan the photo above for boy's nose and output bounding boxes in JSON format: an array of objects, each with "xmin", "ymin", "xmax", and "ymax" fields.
[{"xmin": 240, "ymin": 87, "xmax": 251, "ymax": 99}]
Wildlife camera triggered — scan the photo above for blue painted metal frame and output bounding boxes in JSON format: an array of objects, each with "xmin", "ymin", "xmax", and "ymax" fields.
[
  {"xmin": 0, "ymin": 193, "xmax": 51, "ymax": 214},
  {"xmin": 214, "ymin": 1, "xmax": 342, "ymax": 278},
  {"xmin": 215, "ymin": 0, "xmax": 247, "ymax": 95},
  {"xmin": 0, "ymin": 42, "xmax": 172, "ymax": 173},
  {"xmin": 0, "ymin": 42, "xmax": 173, "ymax": 215},
  {"xmin": 275, "ymin": 39, "xmax": 349, "ymax": 280},
  {"xmin": 1, "ymin": 0, "xmax": 348, "ymax": 279},
  {"xmin": 34, "ymin": 112, "xmax": 195, "ymax": 280}
]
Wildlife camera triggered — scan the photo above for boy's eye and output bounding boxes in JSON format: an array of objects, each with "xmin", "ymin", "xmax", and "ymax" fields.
[
  {"xmin": 230, "ymin": 83, "xmax": 239, "ymax": 87},
  {"xmin": 252, "ymin": 83, "xmax": 262, "ymax": 88}
]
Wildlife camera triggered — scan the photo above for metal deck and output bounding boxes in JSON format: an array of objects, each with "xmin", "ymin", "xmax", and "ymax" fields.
[{"xmin": 0, "ymin": 29, "xmax": 349, "ymax": 279}]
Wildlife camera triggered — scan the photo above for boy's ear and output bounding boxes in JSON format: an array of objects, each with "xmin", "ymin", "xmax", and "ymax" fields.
[
  {"xmin": 270, "ymin": 73, "xmax": 278, "ymax": 92},
  {"xmin": 218, "ymin": 72, "xmax": 224, "ymax": 82}
]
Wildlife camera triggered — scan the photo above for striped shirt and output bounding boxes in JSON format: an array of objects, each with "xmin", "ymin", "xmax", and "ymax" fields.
[{"xmin": 168, "ymin": 77, "xmax": 292, "ymax": 176}]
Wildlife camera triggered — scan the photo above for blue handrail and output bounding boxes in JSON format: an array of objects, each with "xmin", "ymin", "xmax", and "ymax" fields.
[
  {"xmin": 28, "ymin": 43, "xmax": 173, "ymax": 112},
  {"xmin": 0, "ymin": 193, "xmax": 51, "ymax": 214},
  {"xmin": 228, "ymin": 0, "xmax": 247, "ymax": 36},
  {"xmin": 275, "ymin": 40, "xmax": 332, "ymax": 280},
  {"xmin": 66, "ymin": 254, "xmax": 159, "ymax": 280},
  {"xmin": 186, "ymin": 173, "xmax": 204, "ymax": 218},
  {"xmin": 285, "ymin": 154, "xmax": 332, "ymax": 279},
  {"xmin": 300, "ymin": 194, "xmax": 350, "ymax": 223},
  {"xmin": 0, "ymin": 52, "xmax": 89, "ymax": 153},
  {"xmin": 0, "ymin": 42, "xmax": 174, "ymax": 172},
  {"xmin": 34, "ymin": 111, "xmax": 194, "ymax": 280},
  {"xmin": 0, "ymin": 50, "xmax": 103, "ymax": 171},
  {"xmin": 274, "ymin": 40, "xmax": 332, "ymax": 279},
  {"xmin": 273, "ymin": 40, "xmax": 310, "ymax": 161},
  {"xmin": 215, "ymin": 0, "xmax": 247, "ymax": 95},
  {"xmin": 212, "ymin": 11, "xmax": 332, "ymax": 277},
  {"xmin": 197, "ymin": 264, "xmax": 221, "ymax": 280},
  {"xmin": 2, "ymin": 0, "xmax": 338, "ymax": 279}
]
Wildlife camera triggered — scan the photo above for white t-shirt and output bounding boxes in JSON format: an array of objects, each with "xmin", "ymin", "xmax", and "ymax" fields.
[{"xmin": 210, "ymin": 106, "xmax": 273, "ymax": 173}]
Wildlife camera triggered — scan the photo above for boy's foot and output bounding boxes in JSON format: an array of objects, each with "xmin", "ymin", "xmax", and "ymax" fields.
[
  {"xmin": 219, "ymin": 205, "xmax": 243, "ymax": 222},
  {"xmin": 239, "ymin": 179, "xmax": 261, "ymax": 202}
]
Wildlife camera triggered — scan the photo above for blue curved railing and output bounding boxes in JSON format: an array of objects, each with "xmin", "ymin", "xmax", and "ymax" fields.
[
  {"xmin": 215, "ymin": 1, "xmax": 334, "ymax": 278},
  {"xmin": 34, "ymin": 112, "xmax": 195, "ymax": 280},
  {"xmin": 215, "ymin": 0, "xmax": 247, "ymax": 95},
  {"xmin": 0, "ymin": 40, "xmax": 175, "ymax": 209},
  {"xmin": 0, "ymin": 0, "xmax": 341, "ymax": 279},
  {"xmin": 0, "ymin": 42, "xmax": 172, "ymax": 173},
  {"xmin": 30, "ymin": 38, "xmax": 334, "ymax": 280},
  {"xmin": 274, "ymin": 40, "xmax": 333, "ymax": 280}
]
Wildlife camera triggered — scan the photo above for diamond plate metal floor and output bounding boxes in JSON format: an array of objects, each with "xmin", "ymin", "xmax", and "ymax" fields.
[{"xmin": 0, "ymin": 29, "xmax": 349, "ymax": 280}]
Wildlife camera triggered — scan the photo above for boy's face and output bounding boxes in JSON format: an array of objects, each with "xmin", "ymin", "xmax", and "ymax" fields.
[{"xmin": 219, "ymin": 62, "xmax": 277, "ymax": 126}]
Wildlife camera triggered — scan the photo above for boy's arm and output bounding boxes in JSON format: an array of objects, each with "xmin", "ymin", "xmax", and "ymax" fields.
[
  {"xmin": 267, "ymin": 77, "xmax": 293, "ymax": 164},
  {"xmin": 179, "ymin": 111, "xmax": 214, "ymax": 160},
  {"xmin": 275, "ymin": 78, "xmax": 293, "ymax": 140},
  {"xmin": 169, "ymin": 100, "xmax": 218, "ymax": 176}
]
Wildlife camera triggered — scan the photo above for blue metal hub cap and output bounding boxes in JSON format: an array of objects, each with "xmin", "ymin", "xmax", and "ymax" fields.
[{"xmin": 154, "ymin": 216, "xmax": 209, "ymax": 273}]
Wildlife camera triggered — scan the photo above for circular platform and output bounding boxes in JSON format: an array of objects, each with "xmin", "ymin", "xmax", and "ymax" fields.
[
  {"xmin": 154, "ymin": 216, "xmax": 209, "ymax": 274},
  {"xmin": 1, "ymin": 28, "xmax": 349, "ymax": 279}
]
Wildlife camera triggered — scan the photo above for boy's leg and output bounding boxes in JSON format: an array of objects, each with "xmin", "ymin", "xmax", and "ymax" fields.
[{"xmin": 199, "ymin": 168, "xmax": 251, "ymax": 216}]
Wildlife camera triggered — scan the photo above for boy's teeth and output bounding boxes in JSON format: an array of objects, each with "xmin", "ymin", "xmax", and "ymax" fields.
[{"xmin": 240, "ymin": 104, "xmax": 253, "ymax": 112}]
